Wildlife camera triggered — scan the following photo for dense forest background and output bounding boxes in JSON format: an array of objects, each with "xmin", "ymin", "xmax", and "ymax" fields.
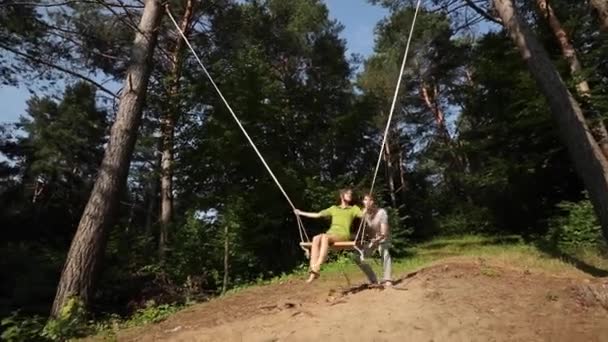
[{"xmin": 1, "ymin": 0, "xmax": 606, "ymax": 339}]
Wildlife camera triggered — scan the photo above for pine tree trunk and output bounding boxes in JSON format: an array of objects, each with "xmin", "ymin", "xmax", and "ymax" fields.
[
  {"xmin": 536, "ymin": 0, "xmax": 590, "ymax": 95},
  {"xmin": 397, "ymin": 150, "xmax": 407, "ymax": 194},
  {"xmin": 50, "ymin": 0, "xmax": 163, "ymax": 317},
  {"xmin": 383, "ymin": 136, "xmax": 398, "ymax": 208},
  {"xmin": 420, "ymin": 84, "xmax": 465, "ymax": 170},
  {"xmin": 590, "ymin": 0, "xmax": 608, "ymax": 31},
  {"xmin": 493, "ymin": 0, "xmax": 608, "ymax": 240},
  {"xmin": 159, "ymin": 0, "xmax": 195, "ymax": 262},
  {"xmin": 221, "ymin": 224, "xmax": 229, "ymax": 295},
  {"xmin": 159, "ymin": 126, "xmax": 173, "ymax": 261},
  {"xmin": 535, "ymin": 0, "xmax": 608, "ymax": 159},
  {"xmin": 421, "ymin": 85, "xmax": 456, "ymax": 154},
  {"xmin": 145, "ymin": 149, "xmax": 161, "ymax": 235}
]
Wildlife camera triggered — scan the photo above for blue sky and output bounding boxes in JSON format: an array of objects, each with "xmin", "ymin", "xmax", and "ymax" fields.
[
  {"xmin": 0, "ymin": 1, "xmax": 387, "ymax": 124},
  {"xmin": 324, "ymin": 0, "xmax": 388, "ymax": 58}
]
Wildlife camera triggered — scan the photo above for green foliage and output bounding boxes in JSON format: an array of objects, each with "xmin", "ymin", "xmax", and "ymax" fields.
[
  {"xmin": 436, "ymin": 203, "xmax": 493, "ymax": 236},
  {"xmin": 224, "ymin": 268, "xmax": 307, "ymax": 296},
  {"xmin": 436, "ymin": 31, "xmax": 582, "ymax": 236},
  {"xmin": 0, "ymin": 301, "xmax": 181, "ymax": 341},
  {"xmin": 546, "ymin": 197, "xmax": 603, "ymax": 250},
  {"xmin": 0, "ymin": 2, "xmax": 46, "ymax": 85},
  {"xmin": 0, "ymin": 242, "xmax": 64, "ymax": 319},
  {"xmin": 41, "ymin": 298, "xmax": 88, "ymax": 341},
  {"xmin": 173, "ymin": 0, "xmax": 377, "ymax": 289},
  {"xmin": 167, "ymin": 213, "xmax": 217, "ymax": 285},
  {"xmin": 1, "ymin": 312, "xmax": 46, "ymax": 342},
  {"xmin": 1, "ymin": 298, "xmax": 89, "ymax": 342},
  {"xmin": 1, "ymin": 82, "xmax": 107, "ymax": 244},
  {"xmin": 126, "ymin": 302, "xmax": 181, "ymax": 327},
  {"xmin": 2, "ymin": 0, "xmax": 608, "ymax": 338},
  {"xmin": 19, "ymin": 82, "xmax": 107, "ymax": 180},
  {"xmin": 385, "ymin": 206, "xmax": 413, "ymax": 256},
  {"xmin": 166, "ymin": 202, "xmax": 258, "ymax": 293}
]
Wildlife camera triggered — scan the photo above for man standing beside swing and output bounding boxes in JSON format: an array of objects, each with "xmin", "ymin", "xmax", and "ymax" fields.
[{"xmin": 355, "ymin": 193, "xmax": 393, "ymax": 287}]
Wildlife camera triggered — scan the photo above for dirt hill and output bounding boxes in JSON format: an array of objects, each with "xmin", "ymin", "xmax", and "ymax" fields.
[{"xmin": 104, "ymin": 257, "xmax": 608, "ymax": 342}]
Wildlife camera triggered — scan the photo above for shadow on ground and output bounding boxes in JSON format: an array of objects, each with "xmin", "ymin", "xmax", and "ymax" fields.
[{"xmin": 534, "ymin": 242, "xmax": 608, "ymax": 278}]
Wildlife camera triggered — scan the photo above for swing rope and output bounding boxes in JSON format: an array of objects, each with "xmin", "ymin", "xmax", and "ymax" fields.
[
  {"xmin": 165, "ymin": 6, "xmax": 310, "ymax": 245},
  {"xmin": 353, "ymin": 0, "xmax": 422, "ymax": 245},
  {"xmin": 167, "ymin": 0, "xmax": 422, "ymax": 253}
]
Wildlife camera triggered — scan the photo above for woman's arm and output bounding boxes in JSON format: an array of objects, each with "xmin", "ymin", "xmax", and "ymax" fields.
[
  {"xmin": 355, "ymin": 205, "xmax": 366, "ymax": 218},
  {"xmin": 294, "ymin": 209, "xmax": 322, "ymax": 218}
]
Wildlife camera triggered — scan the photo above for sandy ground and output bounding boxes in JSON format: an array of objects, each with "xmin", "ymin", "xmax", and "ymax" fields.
[{"xmin": 109, "ymin": 259, "xmax": 608, "ymax": 342}]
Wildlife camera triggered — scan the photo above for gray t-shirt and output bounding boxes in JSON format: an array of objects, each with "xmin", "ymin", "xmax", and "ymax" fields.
[{"xmin": 365, "ymin": 208, "xmax": 389, "ymax": 239}]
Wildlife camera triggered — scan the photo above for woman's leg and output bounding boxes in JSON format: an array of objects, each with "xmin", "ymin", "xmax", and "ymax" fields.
[
  {"xmin": 309, "ymin": 234, "xmax": 322, "ymax": 270},
  {"xmin": 315, "ymin": 234, "xmax": 346, "ymax": 270},
  {"xmin": 306, "ymin": 234, "xmax": 323, "ymax": 283}
]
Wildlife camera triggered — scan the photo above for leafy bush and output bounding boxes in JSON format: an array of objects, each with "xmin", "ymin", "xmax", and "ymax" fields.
[
  {"xmin": 1, "ymin": 298, "xmax": 89, "ymax": 342},
  {"xmin": 437, "ymin": 203, "xmax": 493, "ymax": 236},
  {"xmin": 546, "ymin": 197, "xmax": 603, "ymax": 250},
  {"xmin": 126, "ymin": 301, "xmax": 180, "ymax": 326},
  {"xmin": 1, "ymin": 312, "xmax": 46, "ymax": 342},
  {"xmin": 0, "ymin": 243, "xmax": 64, "ymax": 319},
  {"xmin": 41, "ymin": 297, "xmax": 89, "ymax": 341},
  {"xmin": 386, "ymin": 206, "xmax": 414, "ymax": 257}
]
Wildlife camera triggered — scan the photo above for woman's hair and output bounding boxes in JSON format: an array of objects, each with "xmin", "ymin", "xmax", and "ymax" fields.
[
  {"xmin": 336, "ymin": 187, "xmax": 353, "ymax": 204},
  {"xmin": 339, "ymin": 188, "xmax": 352, "ymax": 196}
]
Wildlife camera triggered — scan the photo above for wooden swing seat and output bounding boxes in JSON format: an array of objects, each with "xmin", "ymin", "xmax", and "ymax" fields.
[{"xmin": 299, "ymin": 241, "xmax": 357, "ymax": 250}]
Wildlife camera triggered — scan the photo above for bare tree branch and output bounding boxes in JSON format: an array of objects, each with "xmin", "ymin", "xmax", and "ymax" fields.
[
  {"xmin": 453, "ymin": 15, "xmax": 486, "ymax": 33},
  {"xmin": 2, "ymin": 1, "xmax": 84, "ymax": 7},
  {"xmin": 463, "ymin": 0, "xmax": 503, "ymax": 25},
  {"xmin": 0, "ymin": 42, "xmax": 118, "ymax": 98},
  {"xmin": 116, "ymin": 0, "xmax": 141, "ymax": 27},
  {"xmin": 94, "ymin": 0, "xmax": 143, "ymax": 35},
  {"xmin": 4, "ymin": 1, "xmax": 143, "ymax": 8},
  {"xmin": 91, "ymin": 0, "xmax": 175, "ymax": 68},
  {"xmin": 44, "ymin": 28, "xmax": 123, "ymax": 62}
]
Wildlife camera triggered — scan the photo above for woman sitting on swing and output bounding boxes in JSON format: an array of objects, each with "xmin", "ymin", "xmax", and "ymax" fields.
[{"xmin": 294, "ymin": 188, "xmax": 364, "ymax": 283}]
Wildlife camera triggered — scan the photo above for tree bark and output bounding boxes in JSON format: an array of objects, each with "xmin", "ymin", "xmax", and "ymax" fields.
[
  {"xmin": 221, "ymin": 223, "xmax": 229, "ymax": 295},
  {"xmin": 536, "ymin": 0, "xmax": 589, "ymax": 94},
  {"xmin": 493, "ymin": 0, "xmax": 608, "ymax": 240},
  {"xmin": 421, "ymin": 84, "xmax": 450, "ymax": 141},
  {"xmin": 397, "ymin": 150, "xmax": 407, "ymax": 194},
  {"xmin": 145, "ymin": 150, "xmax": 161, "ymax": 235},
  {"xmin": 590, "ymin": 0, "xmax": 608, "ymax": 31},
  {"xmin": 535, "ymin": 0, "xmax": 608, "ymax": 159},
  {"xmin": 50, "ymin": 0, "xmax": 163, "ymax": 317},
  {"xmin": 159, "ymin": 0, "xmax": 195, "ymax": 262},
  {"xmin": 420, "ymin": 83, "xmax": 463, "ymax": 169},
  {"xmin": 383, "ymin": 135, "xmax": 398, "ymax": 208}
]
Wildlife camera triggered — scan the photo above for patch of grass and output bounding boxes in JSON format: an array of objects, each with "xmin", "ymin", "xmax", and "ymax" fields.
[
  {"xmin": 408, "ymin": 235, "xmax": 607, "ymax": 277},
  {"xmin": 85, "ymin": 302, "xmax": 184, "ymax": 340},
  {"xmin": 226, "ymin": 235, "xmax": 607, "ymax": 291},
  {"xmin": 223, "ymin": 267, "xmax": 309, "ymax": 296},
  {"xmin": 479, "ymin": 266, "xmax": 500, "ymax": 277},
  {"xmin": 125, "ymin": 302, "xmax": 181, "ymax": 327}
]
